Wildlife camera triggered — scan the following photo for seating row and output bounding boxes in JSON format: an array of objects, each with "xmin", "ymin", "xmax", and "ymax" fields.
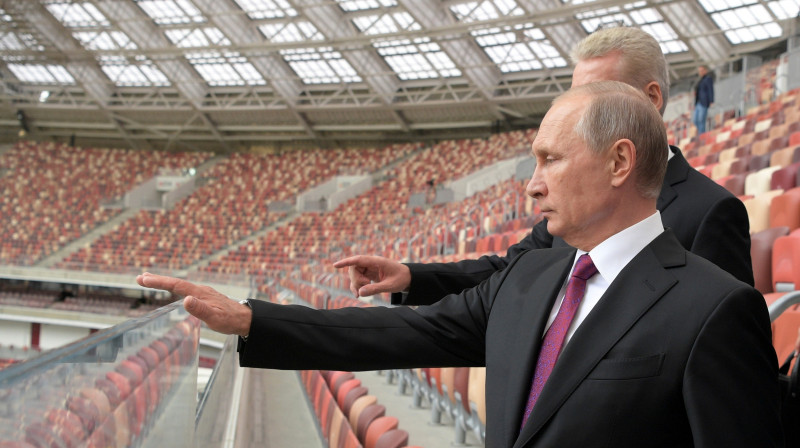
[{"xmin": 300, "ymin": 369, "xmax": 419, "ymax": 448}]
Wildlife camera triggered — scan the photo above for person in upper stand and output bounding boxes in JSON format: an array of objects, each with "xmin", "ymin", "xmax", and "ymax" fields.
[{"xmin": 693, "ymin": 65, "xmax": 714, "ymax": 134}]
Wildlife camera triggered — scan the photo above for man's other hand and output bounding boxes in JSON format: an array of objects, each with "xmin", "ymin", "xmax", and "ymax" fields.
[{"xmin": 332, "ymin": 255, "xmax": 412, "ymax": 298}]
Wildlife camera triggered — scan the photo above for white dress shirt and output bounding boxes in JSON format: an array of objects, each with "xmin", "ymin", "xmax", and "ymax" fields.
[{"xmin": 543, "ymin": 211, "xmax": 665, "ymax": 345}]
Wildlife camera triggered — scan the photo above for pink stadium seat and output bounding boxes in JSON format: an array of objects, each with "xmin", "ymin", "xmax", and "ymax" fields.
[
  {"xmin": 364, "ymin": 416, "xmax": 399, "ymax": 448},
  {"xmin": 356, "ymin": 404, "xmax": 386, "ymax": 442},
  {"xmin": 770, "ymin": 162, "xmax": 800, "ymax": 190},
  {"xmin": 374, "ymin": 429, "xmax": 409, "ymax": 448}
]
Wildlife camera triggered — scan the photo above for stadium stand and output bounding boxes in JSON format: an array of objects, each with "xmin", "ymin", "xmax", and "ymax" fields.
[{"xmin": 0, "ymin": 142, "xmax": 211, "ymax": 266}]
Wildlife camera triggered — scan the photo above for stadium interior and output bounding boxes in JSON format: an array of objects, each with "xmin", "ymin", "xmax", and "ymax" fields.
[{"xmin": 3, "ymin": 0, "xmax": 800, "ymax": 446}]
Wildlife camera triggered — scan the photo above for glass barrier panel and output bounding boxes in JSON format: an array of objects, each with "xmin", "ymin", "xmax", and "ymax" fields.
[
  {"xmin": 195, "ymin": 335, "xmax": 237, "ymax": 448},
  {"xmin": 0, "ymin": 302, "xmax": 200, "ymax": 448}
]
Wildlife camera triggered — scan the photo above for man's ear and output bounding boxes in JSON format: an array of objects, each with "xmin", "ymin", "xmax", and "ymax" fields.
[
  {"xmin": 610, "ymin": 139, "xmax": 635, "ymax": 189},
  {"xmin": 645, "ymin": 81, "xmax": 663, "ymax": 112}
]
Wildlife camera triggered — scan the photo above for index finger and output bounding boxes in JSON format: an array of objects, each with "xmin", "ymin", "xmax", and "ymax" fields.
[
  {"xmin": 332, "ymin": 256, "xmax": 364, "ymax": 268},
  {"xmin": 137, "ymin": 272, "xmax": 199, "ymax": 297}
]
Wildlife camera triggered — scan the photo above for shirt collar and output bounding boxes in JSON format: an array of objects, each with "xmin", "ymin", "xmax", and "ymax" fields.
[{"xmin": 576, "ymin": 211, "xmax": 664, "ymax": 285}]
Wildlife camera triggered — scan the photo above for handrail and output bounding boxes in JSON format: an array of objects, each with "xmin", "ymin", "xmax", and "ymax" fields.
[
  {"xmin": 0, "ymin": 300, "xmax": 182, "ymax": 386},
  {"xmin": 768, "ymin": 291, "xmax": 800, "ymax": 322}
]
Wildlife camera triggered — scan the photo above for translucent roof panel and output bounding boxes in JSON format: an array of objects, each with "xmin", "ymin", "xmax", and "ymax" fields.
[
  {"xmin": 282, "ymin": 47, "xmax": 362, "ymax": 84},
  {"xmin": 336, "ymin": 0, "xmax": 397, "ymax": 13},
  {"xmin": 473, "ymin": 25, "xmax": 567, "ymax": 73},
  {"xmin": 374, "ymin": 38, "xmax": 461, "ymax": 80},
  {"xmin": 186, "ymin": 52, "xmax": 266, "ymax": 86},
  {"xmin": 44, "ymin": 1, "xmax": 110, "ymax": 27},
  {"xmin": 233, "ymin": 0, "xmax": 297, "ymax": 19},
  {"xmin": 698, "ymin": 0, "xmax": 784, "ymax": 44},
  {"xmin": 73, "ymin": 31, "xmax": 138, "ymax": 51},
  {"xmin": 135, "ymin": 0, "xmax": 205, "ymax": 25},
  {"xmin": 165, "ymin": 27, "xmax": 230, "ymax": 48},
  {"xmin": 99, "ymin": 55, "xmax": 170, "ymax": 86},
  {"xmin": 0, "ymin": 32, "xmax": 45, "ymax": 53},
  {"xmin": 569, "ymin": 0, "xmax": 687, "ymax": 54},
  {"xmin": 352, "ymin": 12, "xmax": 420, "ymax": 35},
  {"xmin": 450, "ymin": 0, "xmax": 525, "ymax": 23},
  {"xmin": 7, "ymin": 64, "xmax": 76, "ymax": 84},
  {"xmin": 259, "ymin": 22, "xmax": 323, "ymax": 43},
  {"xmin": 769, "ymin": 0, "xmax": 800, "ymax": 19}
]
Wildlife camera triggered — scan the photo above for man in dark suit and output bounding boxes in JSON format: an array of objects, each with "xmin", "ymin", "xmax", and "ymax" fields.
[
  {"xmin": 333, "ymin": 27, "xmax": 752, "ymax": 305},
  {"xmin": 137, "ymin": 81, "xmax": 780, "ymax": 447}
]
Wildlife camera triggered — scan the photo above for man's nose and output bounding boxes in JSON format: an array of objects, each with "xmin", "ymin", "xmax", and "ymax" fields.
[{"xmin": 526, "ymin": 166, "xmax": 545, "ymax": 199}]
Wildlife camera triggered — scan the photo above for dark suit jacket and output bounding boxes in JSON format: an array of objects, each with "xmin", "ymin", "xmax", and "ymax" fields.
[
  {"xmin": 239, "ymin": 231, "xmax": 780, "ymax": 447},
  {"xmin": 394, "ymin": 147, "xmax": 753, "ymax": 306}
]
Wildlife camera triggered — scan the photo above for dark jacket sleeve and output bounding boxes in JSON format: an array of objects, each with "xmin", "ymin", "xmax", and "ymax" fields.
[
  {"xmin": 690, "ymin": 195, "xmax": 753, "ymax": 286},
  {"xmin": 236, "ymin": 262, "xmax": 517, "ymax": 371},
  {"xmin": 391, "ymin": 219, "xmax": 554, "ymax": 306}
]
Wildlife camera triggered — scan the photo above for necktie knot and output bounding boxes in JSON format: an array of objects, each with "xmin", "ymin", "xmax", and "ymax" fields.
[{"xmin": 572, "ymin": 254, "xmax": 598, "ymax": 281}]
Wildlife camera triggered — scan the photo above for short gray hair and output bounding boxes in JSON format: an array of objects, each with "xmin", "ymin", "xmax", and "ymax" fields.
[
  {"xmin": 571, "ymin": 27, "xmax": 670, "ymax": 115},
  {"xmin": 556, "ymin": 81, "xmax": 667, "ymax": 199}
]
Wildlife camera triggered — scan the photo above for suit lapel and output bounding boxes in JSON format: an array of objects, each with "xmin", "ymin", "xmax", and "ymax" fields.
[
  {"xmin": 656, "ymin": 147, "xmax": 689, "ymax": 212},
  {"xmin": 499, "ymin": 248, "xmax": 575, "ymax": 447},
  {"xmin": 515, "ymin": 231, "xmax": 685, "ymax": 447}
]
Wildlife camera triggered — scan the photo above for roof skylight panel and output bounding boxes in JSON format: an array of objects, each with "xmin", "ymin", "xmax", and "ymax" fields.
[
  {"xmin": 135, "ymin": 0, "xmax": 205, "ymax": 25},
  {"xmin": 571, "ymin": 1, "xmax": 687, "ymax": 54},
  {"xmin": 337, "ymin": 0, "xmax": 397, "ymax": 13},
  {"xmin": 100, "ymin": 57, "xmax": 170, "ymax": 86},
  {"xmin": 769, "ymin": 0, "xmax": 800, "ymax": 19},
  {"xmin": 7, "ymin": 63, "xmax": 76, "ymax": 84},
  {"xmin": 187, "ymin": 51, "xmax": 267, "ymax": 86},
  {"xmin": 0, "ymin": 33, "xmax": 25, "ymax": 51},
  {"xmin": 374, "ymin": 38, "xmax": 461, "ymax": 79},
  {"xmin": 282, "ymin": 47, "xmax": 362, "ymax": 84},
  {"xmin": 165, "ymin": 27, "xmax": 231, "ymax": 47},
  {"xmin": 73, "ymin": 31, "xmax": 138, "ymax": 50},
  {"xmin": 472, "ymin": 25, "xmax": 565, "ymax": 73},
  {"xmin": 699, "ymin": 0, "xmax": 784, "ymax": 44},
  {"xmin": 44, "ymin": 2, "xmax": 110, "ymax": 27},
  {"xmin": 234, "ymin": 0, "xmax": 297, "ymax": 19},
  {"xmin": 259, "ymin": 21, "xmax": 323, "ymax": 43}
]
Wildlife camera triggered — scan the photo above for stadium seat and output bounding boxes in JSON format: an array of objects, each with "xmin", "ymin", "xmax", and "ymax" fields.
[
  {"xmin": 745, "ymin": 166, "xmax": 782, "ymax": 196},
  {"xmin": 374, "ymin": 429, "xmax": 409, "ymax": 448},
  {"xmin": 771, "ymin": 163, "xmax": 800, "ymax": 191},
  {"xmin": 341, "ymin": 386, "xmax": 368, "ymax": 416},
  {"xmin": 723, "ymin": 174, "xmax": 747, "ymax": 196},
  {"xmin": 357, "ymin": 405, "xmax": 387, "ymax": 443},
  {"xmin": 773, "ymin": 234, "xmax": 800, "ymax": 292},
  {"xmin": 348, "ymin": 395, "xmax": 378, "ymax": 429},
  {"xmin": 769, "ymin": 188, "xmax": 800, "ymax": 231},
  {"xmin": 751, "ymin": 226, "xmax": 790, "ymax": 294},
  {"xmin": 364, "ymin": 416, "xmax": 399, "ymax": 448}
]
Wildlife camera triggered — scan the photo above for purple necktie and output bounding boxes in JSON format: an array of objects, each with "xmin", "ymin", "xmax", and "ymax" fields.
[{"xmin": 520, "ymin": 253, "xmax": 598, "ymax": 430}]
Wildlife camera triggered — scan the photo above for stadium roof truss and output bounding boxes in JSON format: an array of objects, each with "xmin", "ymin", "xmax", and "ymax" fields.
[{"xmin": 0, "ymin": 0, "xmax": 798, "ymax": 150}]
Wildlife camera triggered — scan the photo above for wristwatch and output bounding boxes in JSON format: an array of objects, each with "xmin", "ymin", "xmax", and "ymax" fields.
[{"xmin": 239, "ymin": 299, "xmax": 252, "ymax": 341}]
